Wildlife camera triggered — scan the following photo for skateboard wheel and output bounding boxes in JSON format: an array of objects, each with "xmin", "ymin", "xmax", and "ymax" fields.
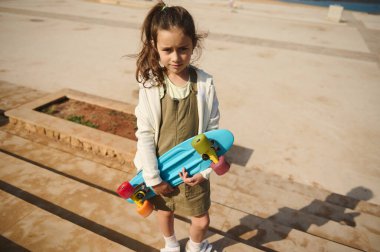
[
  {"xmin": 116, "ymin": 181, "xmax": 134, "ymax": 199},
  {"xmin": 137, "ymin": 200, "xmax": 154, "ymax": 218},
  {"xmin": 210, "ymin": 155, "xmax": 230, "ymax": 176}
]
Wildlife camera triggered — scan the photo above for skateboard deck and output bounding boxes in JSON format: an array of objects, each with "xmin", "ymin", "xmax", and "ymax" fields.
[{"xmin": 117, "ymin": 129, "xmax": 234, "ymax": 217}]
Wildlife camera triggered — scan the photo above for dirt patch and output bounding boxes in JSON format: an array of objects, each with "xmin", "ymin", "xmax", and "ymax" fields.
[{"xmin": 36, "ymin": 97, "xmax": 137, "ymax": 141}]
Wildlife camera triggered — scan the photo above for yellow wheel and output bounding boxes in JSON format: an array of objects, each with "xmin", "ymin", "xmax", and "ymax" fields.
[{"xmin": 137, "ymin": 200, "xmax": 153, "ymax": 218}]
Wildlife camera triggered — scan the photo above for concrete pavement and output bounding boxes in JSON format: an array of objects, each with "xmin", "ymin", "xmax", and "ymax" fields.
[
  {"xmin": 1, "ymin": 0, "xmax": 380, "ymax": 250},
  {"xmin": 0, "ymin": 0, "xmax": 379, "ymax": 204}
]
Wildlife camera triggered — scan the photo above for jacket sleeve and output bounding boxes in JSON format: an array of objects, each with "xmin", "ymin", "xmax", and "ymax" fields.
[
  {"xmin": 206, "ymin": 81, "xmax": 220, "ymax": 132},
  {"xmin": 134, "ymin": 87, "xmax": 162, "ymax": 187},
  {"xmin": 202, "ymin": 80, "xmax": 220, "ymax": 179}
]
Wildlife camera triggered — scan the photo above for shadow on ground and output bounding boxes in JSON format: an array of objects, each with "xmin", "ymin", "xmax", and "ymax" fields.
[
  {"xmin": 0, "ymin": 110, "xmax": 9, "ymax": 127},
  {"xmin": 225, "ymin": 144, "xmax": 254, "ymax": 167},
  {"xmin": 209, "ymin": 186, "xmax": 373, "ymax": 251}
]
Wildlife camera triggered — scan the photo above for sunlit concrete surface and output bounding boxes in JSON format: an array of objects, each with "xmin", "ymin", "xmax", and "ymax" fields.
[{"xmin": 1, "ymin": 0, "xmax": 380, "ymax": 251}]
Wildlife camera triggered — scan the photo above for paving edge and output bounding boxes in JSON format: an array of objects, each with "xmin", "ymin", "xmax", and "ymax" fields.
[{"xmin": 4, "ymin": 88, "xmax": 136, "ymax": 170}]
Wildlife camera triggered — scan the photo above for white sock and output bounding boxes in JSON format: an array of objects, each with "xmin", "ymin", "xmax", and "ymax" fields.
[
  {"xmin": 187, "ymin": 238, "xmax": 202, "ymax": 252},
  {"xmin": 164, "ymin": 235, "xmax": 180, "ymax": 248}
]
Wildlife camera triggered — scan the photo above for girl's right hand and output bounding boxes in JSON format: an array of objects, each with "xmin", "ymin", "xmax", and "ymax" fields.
[{"xmin": 152, "ymin": 181, "xmax": 174, "ymax": 196}]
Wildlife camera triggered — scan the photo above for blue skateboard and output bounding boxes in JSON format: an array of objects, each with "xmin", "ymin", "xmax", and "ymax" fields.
[{"xmin": 117, "ymin": 129, "xmax": 234, "ymax": 217}]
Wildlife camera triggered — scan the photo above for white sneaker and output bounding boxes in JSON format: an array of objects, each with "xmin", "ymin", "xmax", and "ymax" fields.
[
  {"xmin": 186, "ymin": 240, "xmax": 213, "ymax": 252},
  {"xmin": 160, "ymin": 246, "xmax": 181, "ymax": 252}
]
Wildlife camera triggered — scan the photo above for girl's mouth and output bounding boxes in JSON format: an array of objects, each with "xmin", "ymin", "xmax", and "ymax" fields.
[{"xmin": 171, "ymin": 64, "xmax": 182, "ymax": 68}]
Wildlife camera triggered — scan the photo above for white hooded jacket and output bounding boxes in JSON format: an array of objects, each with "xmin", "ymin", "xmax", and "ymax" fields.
[{"xmin": 134, "ymin": 68, "xmax": 220, "ymax": 187}]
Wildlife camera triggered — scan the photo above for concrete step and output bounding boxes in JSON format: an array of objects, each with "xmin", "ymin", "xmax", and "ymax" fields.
[
  {"xmin": 209, "ymin": 203, "xmax": 361, "ymax": 252},
  {"xmin": 0, "ymin": 190, "xmax": 133, "ymax": 252},
  {"xmin": 0, "ymin": 81, "xmax": 32, "ymax": 99},
  {"xmin": 225, "ymin": 159, "xmax": 380, "ymax": 218},
  {"xmin": 0, "ymin": 152, "xmax": 161, "ymax": 251},
  {"xmin": 1, "ymin": 130, "xmax": 374, "ymax": 251},
  {"xmin": 212, "ymin": 167, "xmax": 380, "ymax": 251},
  {"xmin": 0, "ymin": 81, "xmax": 47, "ymax": 111},
  {"xmin": 231, "ymin": 162, "xmax": 380, "ymax": 217},
  {"xmin": 0, "ymin": 131, "xmax": 261, "ymax": 251},
  {"xmin": 212, "ymin": 184, "xmax": 377, "ymax": 252},
  {"xmin": 2, "ymin": 123, "xmax": 126, "ymax": 172}
]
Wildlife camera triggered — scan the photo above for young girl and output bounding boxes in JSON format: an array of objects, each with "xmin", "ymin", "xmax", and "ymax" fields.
[{"xmin": 133, "ymin": 2, "xmax": 220, "ymax": 252}]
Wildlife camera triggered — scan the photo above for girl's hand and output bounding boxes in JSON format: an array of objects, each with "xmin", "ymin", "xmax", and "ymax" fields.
[
  {"xmin": 152, "ymin": 181, "xmax": 174, "ymax": 196},
  {"xmin": 179, "ymin": 168, "xmax": 205, "ymax": 186}
]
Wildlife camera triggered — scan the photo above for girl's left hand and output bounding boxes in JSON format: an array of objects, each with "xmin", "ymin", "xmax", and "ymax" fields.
[{"xmin": 179, "ymin": 168, "xmax": 205, "ymax": 186}]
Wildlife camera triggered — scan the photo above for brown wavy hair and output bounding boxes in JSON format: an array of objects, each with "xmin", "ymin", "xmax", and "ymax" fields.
[{"xmin": 135, "ymin": 2, "xmax": 206, "ymax": 87}]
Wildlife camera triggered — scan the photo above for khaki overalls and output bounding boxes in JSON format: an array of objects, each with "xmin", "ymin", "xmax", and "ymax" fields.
[{"xmin": 151, "ymin": 67, "xmax": 211, "ymax": 216}]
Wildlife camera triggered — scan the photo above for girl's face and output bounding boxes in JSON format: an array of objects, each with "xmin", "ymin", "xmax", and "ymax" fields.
[{"xmin": 156, "ymin": 27, "xmax": 193, "ymax": 79}]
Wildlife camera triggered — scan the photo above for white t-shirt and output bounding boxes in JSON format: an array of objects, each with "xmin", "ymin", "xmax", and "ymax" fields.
[{"xmin": 164, "ymin": 75, "xmax": 191, "ymax": 100}]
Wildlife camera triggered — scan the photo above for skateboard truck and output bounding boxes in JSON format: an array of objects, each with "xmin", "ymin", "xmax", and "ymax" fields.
[
  {"xmin": 191, "ymin": 133, "xmax": 230, "ymax": 175},
  {"xmin": 191, "ymin": 133, "xmax": 219, "ymax": 163}
]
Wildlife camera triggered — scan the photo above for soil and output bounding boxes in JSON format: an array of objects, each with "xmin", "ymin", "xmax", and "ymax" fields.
[{"xmin": 37, "ymin": 98, "xmax": 137, "ymax": 141}]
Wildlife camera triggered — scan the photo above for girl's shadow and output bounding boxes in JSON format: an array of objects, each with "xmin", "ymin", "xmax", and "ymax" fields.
[{"xmin": 209, "ymin": 186, "xmax": 373, "ymax": 251}]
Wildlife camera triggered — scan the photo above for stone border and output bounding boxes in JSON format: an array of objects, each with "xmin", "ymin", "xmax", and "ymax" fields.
[{"xmin": 5, "ymin": 88, "xmax": 136, "ymax": 166}]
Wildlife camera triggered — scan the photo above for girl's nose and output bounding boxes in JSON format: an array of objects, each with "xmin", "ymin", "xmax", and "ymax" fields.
[{"xmin": 172, "ymin": 51, "xmax": 180, "ymax": 62}]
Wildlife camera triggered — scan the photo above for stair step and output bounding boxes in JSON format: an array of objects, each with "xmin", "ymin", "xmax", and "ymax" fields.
[
  {"xmin": 0, "ymin": 152, "xmax": 161, "ymax": 250},
  {"xmin": 0, "ymin": 82, "xmax": 46, "ymax": 111},
  {"xmin": 209, "ymin": 203, "xmax": 362, "ymax": 252},
  {"xmin": 3, "ymin": 124, "xmax": 126, "ymax": 171},
  {"xmin": 211, "ymin": 172, "xmax": 379, "ymax": 251},
  {"xmin": 0, "ymin": 130, "xmax": 130, "ymax": 192},
  {"xmin": 0, "ymin": 141, "xmax": 260, "ymax": 251},
  {"xmin": 0, "ymin": 81, "xmax": 33, "ymax": 98},
  {"xmin": 0, "ymin": 190, "xmax": 133, "ymax": 252},
  {"xmin": 213, "ymin": 167, "xmax": 380, "ymax": 231},
  {"xmin": 225, "ymin": 163, "xmax": 380, "ymax": 217}
]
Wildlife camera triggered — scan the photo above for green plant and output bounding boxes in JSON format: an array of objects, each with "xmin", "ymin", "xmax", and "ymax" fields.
[{"xmin": 66, "ymin": 115, "xmax": 99, "ymax": 129}]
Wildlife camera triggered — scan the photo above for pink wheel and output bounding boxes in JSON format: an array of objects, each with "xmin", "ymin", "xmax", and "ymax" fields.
[
  {"xmin": 210, "ymin": 155, "xmax": 230, "ymax": 176},
  {"xmin": 116, "ymin": 181, "xmax": 134, "ymax": 199}
]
